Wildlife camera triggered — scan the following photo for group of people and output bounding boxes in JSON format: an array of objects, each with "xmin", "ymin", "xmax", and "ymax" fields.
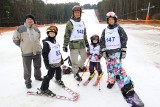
[{"xmin": 13, "ymin": 5, "xmax": 134, "ymax": 98}]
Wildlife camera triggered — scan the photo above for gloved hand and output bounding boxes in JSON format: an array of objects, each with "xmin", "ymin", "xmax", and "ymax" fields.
[
  {"xmin": 46, "ymin": 65, "xmax": 51, "ymax": 70},
  {"xmin": 102, "ymin": 52, "xmax": 107, "ymax": 59},
  {"xmin": 88, "ymin": 54, "xmax": 92, "ymax": 59},
  {"xmin": 63, "ymin": 46, "xmax": 68, "ymax": 52},
  {"xmin": 121, "ymin": 48, "xmax": 127, "ymax": 59},
  {"xmin": 94, "ymin": 54, "xmax": 100, "ymax": 60},
  {"xmin": 86, "ymin": 44, "xmax": 89, "ymax": 48},
  {"xmin": 101, "ymin": 48, "xmax": 107, "ymax": 59}
]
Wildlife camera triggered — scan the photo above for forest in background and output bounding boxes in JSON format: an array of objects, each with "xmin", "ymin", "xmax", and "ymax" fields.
[{"xmin": 0, "ymin": 0, "xmax": 160, "ymax": 27}]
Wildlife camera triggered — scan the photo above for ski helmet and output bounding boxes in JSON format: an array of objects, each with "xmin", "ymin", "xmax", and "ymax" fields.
[
  {"xmin": 62, "ymin": 65, "xmax": 72, "ymax": 74},
  {"xmin": 72, "ymin": 5, "xmax": 82, "ymax": 18},
  {"xmin": 106, "ymin": 12, "xmax": 117, "ymax": 23},
  {"xmin": 46, "ymin": 25, "xmax": 58, "ymax": 35},
  {"xmin": 90, "ymin": 34, "xmax": 99, "ymax": 44}
]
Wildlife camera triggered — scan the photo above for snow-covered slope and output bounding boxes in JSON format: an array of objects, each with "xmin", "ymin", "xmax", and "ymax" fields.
[{"xmin": 0, "ymin": 9, "xmax": 160, "ymax": 107}]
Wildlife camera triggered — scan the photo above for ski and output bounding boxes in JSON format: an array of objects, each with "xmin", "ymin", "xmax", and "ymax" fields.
[
  {"xmin": 83, "ymin": 80, "xmax": 91, "ymax": 86},
  {"xmin": 63, "ymin": 86, "xmax": 79, "ymax": 97},
  {"xmin": 27, "ymin": 91, "xmax": 78, "ymax": 101},
  {"xmin": 93, "ymin": 79, "xmax": 100, "ymax": 86},
  {"xmin": 117, "ymin": 80, "xmax": 144, "ymax": 107}
]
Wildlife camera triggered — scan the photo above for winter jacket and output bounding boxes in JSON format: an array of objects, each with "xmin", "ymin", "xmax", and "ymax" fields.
[
  {"xmin": 63, "ymin": 18, "xmax": 89, "ymax": 49},
  {"xmin": 100, "ymin": 24, "xmax": 128, "ymax": 54},
  {"xmin": 13, "ymin": 23, "xmax": 42, "ymax": 56},
  {"xmin": 42, "ymin": 37, "xmax": 64, "ymax": 69}
]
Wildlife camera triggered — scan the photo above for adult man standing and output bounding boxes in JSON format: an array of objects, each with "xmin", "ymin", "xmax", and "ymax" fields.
[
  {"xmin": 63, "ymin": 5, "xmax": 89, "ymax": 81},
  {"xmin": 13, "ymin": 14, "xmax": 43, "ymax": 89}
]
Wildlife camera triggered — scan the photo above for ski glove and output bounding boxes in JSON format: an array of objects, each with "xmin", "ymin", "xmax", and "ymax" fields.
[
  {"xmin": 121, "ymin": 48, "xmax": 127, "ymax": 59},
  {"xmin": 63, "ymin": 46, "xmax": 68, "ymax": 52},
  {"xmin": 86, "ymin": 44, "xmax": 89, "ymax": 48},
  {"xmin": 94, "ymin": 54, "xmax": 101, "ymax": 60},
  {"xmin": 101, "ymin": 48, "xmax": 107, "ymax": 59}
]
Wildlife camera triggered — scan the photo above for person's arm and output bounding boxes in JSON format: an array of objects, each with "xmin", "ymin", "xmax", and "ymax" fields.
[
  {"xmin": 63, "ymin": 21, "xmax": 73, "ymax": 47},
  {"xmin": 13, "ymin": 27, "xmax": 21, "ymax": 47},
  {"xmin": 42, "ymin": 41, "xmax": 50, "ymax": 69}
]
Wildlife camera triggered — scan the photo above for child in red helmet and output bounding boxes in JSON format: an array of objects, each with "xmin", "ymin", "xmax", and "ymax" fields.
[{"xmin": 39, "ymin": 25, "xmax": 65, "ymax": 96}]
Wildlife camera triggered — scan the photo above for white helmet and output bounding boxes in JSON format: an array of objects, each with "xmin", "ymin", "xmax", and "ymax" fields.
[{"xmin": 106, "ymin": 12, "xmax": 117, "ymax": 23}]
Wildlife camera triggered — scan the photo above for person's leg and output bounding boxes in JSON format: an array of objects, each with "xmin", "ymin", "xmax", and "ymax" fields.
[
  {"xmin": 33, "ymin": 54, "xmax": 42, "ymax": 80},
  {"xmin": 22, "ymin": 56, "xmax": 32, "ymax": 88},
  {"xmin": 70, "ymin": 49, "xmax": 79, "ymax": 75},
  {"xmin": 88, "ymin": 61, "xmax": 95, "ymax": 80},
  {"xmin": 40, "ymin": 68, "xmax": 55, "ymax": 91},
  {"xmin": 106, "ymin": 53, "xmax": 116, "ymax": 89},
  {"xmin": 96, "ymin": 62, "xmax": 103, "ymax": 79},
  {"xmin": 79, "ymin": 48, "xmax": 87, "ymax": 69}
]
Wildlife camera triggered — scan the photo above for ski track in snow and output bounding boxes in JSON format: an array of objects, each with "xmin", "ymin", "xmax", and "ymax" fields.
[{"xmin": 0, "ymin": 9, "xmax": 160, "ymax": 107}]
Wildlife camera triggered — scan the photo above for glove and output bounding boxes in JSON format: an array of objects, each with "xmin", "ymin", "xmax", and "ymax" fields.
[
  {"xmin": 63, "ymin": 46, "xmax": 68, "ymax": 52},
  {"xmin": 121, "ymin": 48, "xmax": 127, "ymax": 59},
  {"xmin": 86, "ymin": 44, "xmax": 89, "ymax": 48},
  {"xmin": 94, "ymin": 54, "xmax": 100, "ymax": 60},
  {"xmin": 102, "ymin": 52, "xmax": 107, "ymax": 59},
  {"xmin": 88, "ymin": 54, "xmax": 92, "ymax": 59}
]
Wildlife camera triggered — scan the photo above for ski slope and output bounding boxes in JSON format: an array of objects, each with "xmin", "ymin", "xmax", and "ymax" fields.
[{"xmin": 0, "ymin": 9, "xmax": 160, "ymax": 107}]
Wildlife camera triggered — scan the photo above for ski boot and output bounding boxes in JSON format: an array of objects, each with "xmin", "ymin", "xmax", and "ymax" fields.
[
  {"xmin": 74, "ymin": 73, "xmax": 82, "ymax": 81},
  {"xmin": 56, "ymin": 80, "xmax": 65, "ymax": 88},
  {"xmin": 88, "ymin": 72, "xmax": 95, "ymax": 80},
  {"xmin": 97, "ymin": 72, "xmax": 103, "ymax": 80},
  {"xmin": 38, "ymin": 89, "xmax": 56, "ymax": 97}
]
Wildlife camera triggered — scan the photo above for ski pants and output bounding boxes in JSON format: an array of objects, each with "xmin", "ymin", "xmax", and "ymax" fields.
[
  {"xmin": 89, "ymin": 61, "xmax": 102, "ymax": 75},
  {"xmin": 70, "ymin": 48, "xmax": 87, "ymax": 75},
  {"xmin": 40, "ymin": 67, "xmax": 62, "ymax": 91},
  {"xmin": 22, "ymin": 54, "xmax": 41, "ymax": 85},
  {"xmin": 106, "ymin": 52, "xmax": 131, "ymax": 86}
]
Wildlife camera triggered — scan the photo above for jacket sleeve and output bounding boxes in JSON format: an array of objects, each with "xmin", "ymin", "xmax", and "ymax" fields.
[
  {"xmin": 12, "ymin": 28, "xmax": 21, "ymax": 46},
  {"xmin": 100, "ymin": 29, "xmax": 106, "ymax": 50},
  {"xmin": 42, "ymin": 41, "xmax": 50, "ymax": 68},
  {"xmin": 84, "ymin": 27, "xmax": 89, "ymax": 46},
  {"xmin": 118, "ymin": 26, "xmax": 128, "ymax": 48},
  {"xmin": 63, "ymin": 21, "xmax": 73, "ymax": 46}
]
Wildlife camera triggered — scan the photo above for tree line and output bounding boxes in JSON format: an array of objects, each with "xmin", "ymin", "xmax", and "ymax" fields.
[
  {"xmin": 0, "ymin": 0, "xmax": 79, "ymax": 27},
  {"xmin": 97, "ymin": 0, "xmax": 160, "ymax": 21}
]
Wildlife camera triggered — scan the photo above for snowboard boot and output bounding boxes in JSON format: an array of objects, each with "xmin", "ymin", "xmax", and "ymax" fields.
[
  {"xmin": 121, "ymin": 80, "xmax": 134, "ymax": 97},
  {"xmin": 74, "ymin": 73, "xmax": 82, "ymax": 81},
  {"xmin": 88, "ymin": 72, "xmax": 95, "ymax": 80},
  {"xmin": 39, "ymin": 89, "xmax": 56, "ymax": 97},
  {"xmin": 107, "ymin": 83, "xmax": 115, "ymax": 89},
  {"xmin": 56, "ymin": 80, "xmax": 65, "ymax": 88}
]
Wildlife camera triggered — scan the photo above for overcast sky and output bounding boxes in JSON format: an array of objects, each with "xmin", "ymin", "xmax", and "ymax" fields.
[{"xmin": 42, "ymin": 0, "xmax": 102, "ymax": 5}]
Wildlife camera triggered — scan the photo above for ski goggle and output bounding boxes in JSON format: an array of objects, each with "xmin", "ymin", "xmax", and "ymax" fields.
[{"xmin": 106, "ymin": 12, "xmax": 117, "ymax": 18}]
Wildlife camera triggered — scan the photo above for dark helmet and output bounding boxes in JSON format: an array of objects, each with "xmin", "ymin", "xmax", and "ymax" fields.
[
  {"xmin": 90, "ymin": 34, "xmax": 99, "ymax": 44},
  {"xmin": 106, "ymin": 12, "xmax": 118, "ymax": 23},
  {"xmin": 46, "ymin": 25, "xmax": 58, "ymax": 35},
  {"xmin": 62, "ymin": 65, "xmax": 72, "ymax": 74}
]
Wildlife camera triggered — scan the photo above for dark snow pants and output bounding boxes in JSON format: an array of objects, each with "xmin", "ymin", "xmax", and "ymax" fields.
[
  {"xmin": 22, "ymin": 54, "xmax": 41, "ymax": 85},
  {"xmin": 40, "ymin": 67, "xmax": 62, "ymax": 91}
]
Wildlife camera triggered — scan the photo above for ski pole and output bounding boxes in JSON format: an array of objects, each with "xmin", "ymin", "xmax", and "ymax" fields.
[{"xmin": 77, "ymin": 59, "xmax": 90, "ymax": 86}]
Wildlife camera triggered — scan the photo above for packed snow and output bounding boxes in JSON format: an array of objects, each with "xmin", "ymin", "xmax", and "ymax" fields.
[{"xmin": 0, "ymin": 9, "xmax": 160, "ymax": 107}]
